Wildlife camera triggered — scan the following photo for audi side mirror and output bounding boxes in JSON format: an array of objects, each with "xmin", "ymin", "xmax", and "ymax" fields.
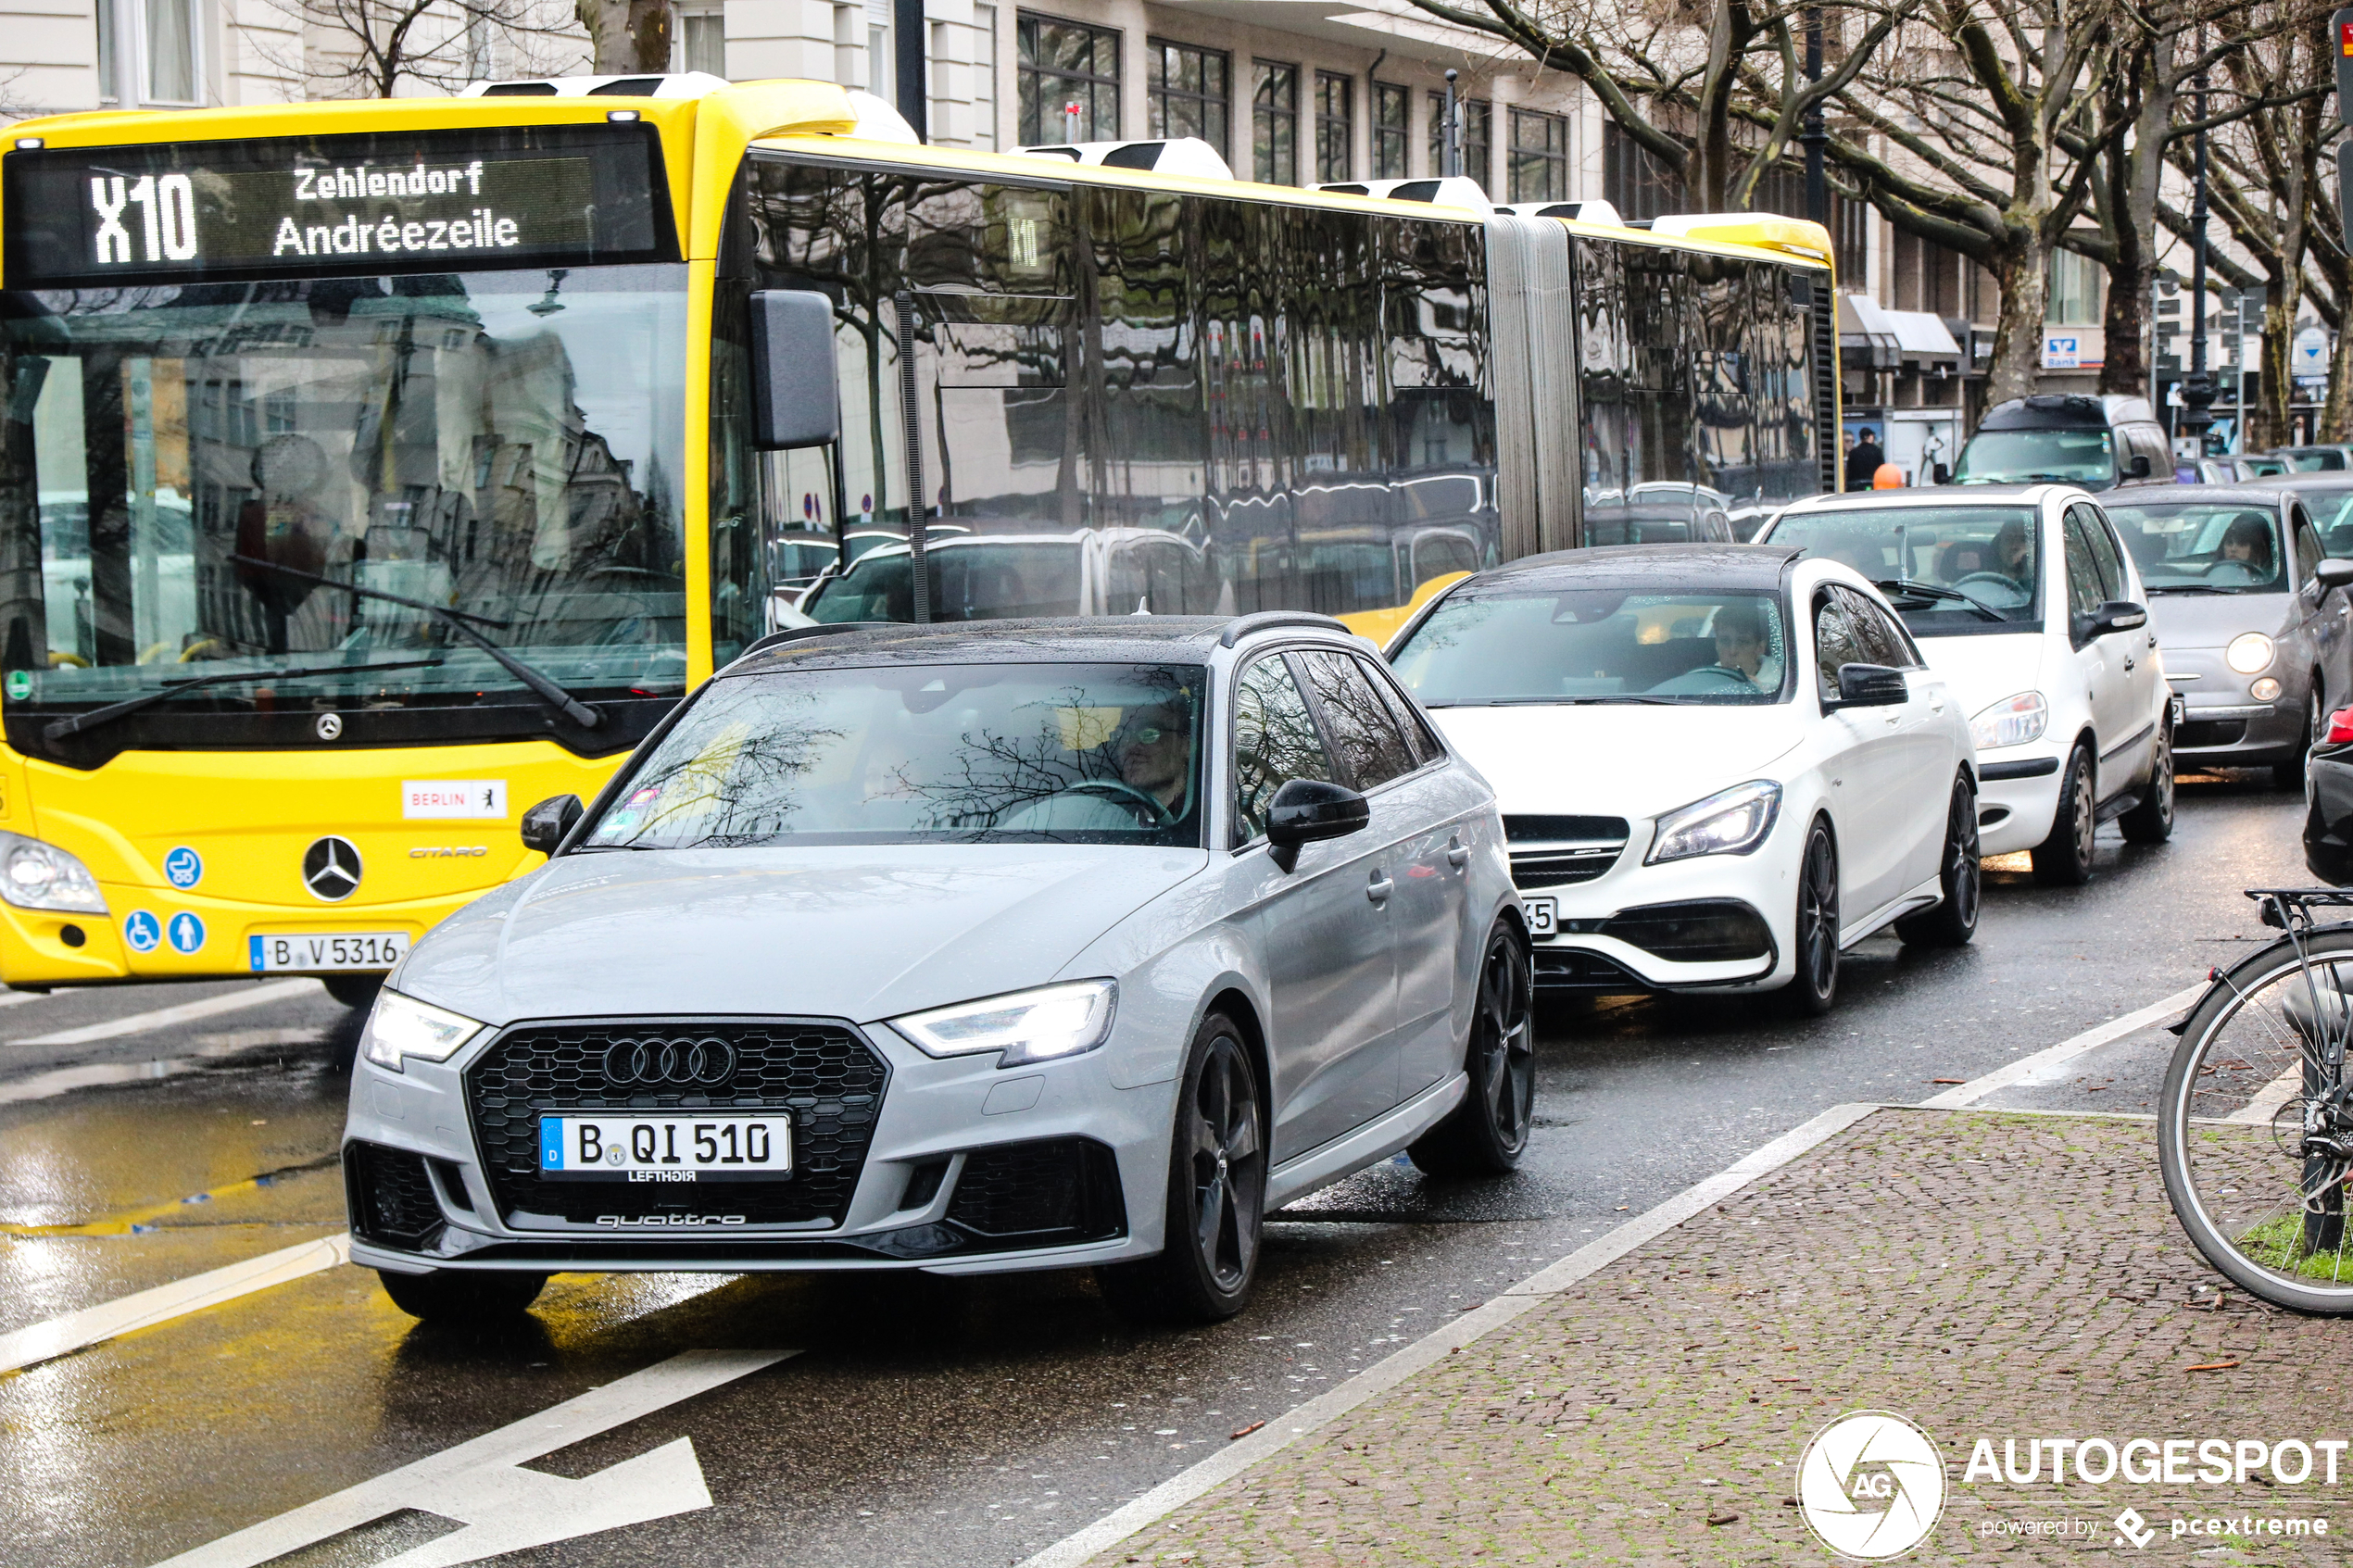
[
  {"xmin": 1265, "ymin": 778, "xmax": 1371, "ymax": 872},
  {"xmin": 1931, "ymin": 462, "xmax": 1951, "ymax": 486},
  {"xmin": 749, "ymin": 289, "xmax": 842, "ymax": 451},
  {"xmin": 521, "ymin": 794, "xmax": 584, "ymax": 856},
  {"xmin": 2317, "ymin": 559, "xmax": 2353, "ymax": 592},
  {"xmin": 1830, "ymin": 663, "xmax": 1907, "ymax": 709},
  {"xmin": 2088, "ymin": 599, "xmax": 2148, "ymax": 636}
]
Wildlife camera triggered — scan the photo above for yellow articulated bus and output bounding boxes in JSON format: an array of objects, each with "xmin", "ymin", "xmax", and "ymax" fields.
[{"xmin": 0, "ymin": 76, "xmax": 1835, "ymax": 997}]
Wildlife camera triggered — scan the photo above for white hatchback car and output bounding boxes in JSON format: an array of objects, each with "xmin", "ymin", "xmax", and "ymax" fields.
[
  {"xmin": 1386, "ymin": 545, "xmax": 1978, "ymax": 1014},
  {"xmin": 1759, "ymin": 485, "xmax": 2175, "ymax": 884}
]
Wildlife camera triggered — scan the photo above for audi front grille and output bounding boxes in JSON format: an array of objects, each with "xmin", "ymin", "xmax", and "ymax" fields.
[{"xmin": 464, "ymin": 1017, "xmax": 889, "ymax": 1228}]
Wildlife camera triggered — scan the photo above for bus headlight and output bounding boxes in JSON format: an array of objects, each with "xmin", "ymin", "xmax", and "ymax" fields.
[
  {"xmin": 0, "ymin": 833, "xmax": 107, "ymax": 914},
  {"xmin": 361, "ymin": 991, "xmax": 485, "ymax": 1073}
]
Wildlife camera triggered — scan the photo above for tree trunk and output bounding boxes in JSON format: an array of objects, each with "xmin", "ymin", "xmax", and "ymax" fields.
[
  {"xmin": 577, "ymin": 0, "xmax": 672, "ymax": 73},
  {"xmin": 2251, "ymin": 291, "xmax": 2296, "ymax": 451},
  {"xmin": 1984, "ymin": 239, "xmax": 2047, "ymax": 407},
  {"xmin": 2322, "ymin": 323, "xmax": 2353, "ymax": 444},
  {"xmin": 2097, "ymin": 57, "xmax": 2172, "ymax": 398}
]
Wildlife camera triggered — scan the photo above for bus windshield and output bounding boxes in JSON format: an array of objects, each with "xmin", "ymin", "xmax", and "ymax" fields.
[{"xmin": 0, "ymin": 263, "xmax": 688, "ymax": 734}]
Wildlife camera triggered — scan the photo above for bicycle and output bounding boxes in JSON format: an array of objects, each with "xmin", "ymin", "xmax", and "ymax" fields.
[{"xmin": 2158, "ymin": 889, "xmax": 2353, "ymax": 1313}]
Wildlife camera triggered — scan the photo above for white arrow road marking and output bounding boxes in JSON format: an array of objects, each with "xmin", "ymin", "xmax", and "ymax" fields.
[
  {"xmin": 1921, "ymin": 982, "xmax": 2206, "ymax": 1107},
  {"xmin": 149, "ymin": 1347, "xmax": 795, "ymax": 1568}
]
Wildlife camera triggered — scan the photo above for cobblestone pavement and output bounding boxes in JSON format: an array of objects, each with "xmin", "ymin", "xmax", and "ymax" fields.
[{"xmin": 1084, "ymin": 1109, "xmax": 2353, "ymax": 1566}]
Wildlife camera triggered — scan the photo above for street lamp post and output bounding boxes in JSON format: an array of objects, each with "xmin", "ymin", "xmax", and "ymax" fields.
[
  {"xmin": 2180, "ymin": 69, "xmax": 2217, "ymax": 451},
  {"xmin": 1442, "ymin": 69, "xmax": 1460, "ymax": 179},
  {"xmin": 1802, "ymin": 8, "xmax": 1827, "ymax": 227}
]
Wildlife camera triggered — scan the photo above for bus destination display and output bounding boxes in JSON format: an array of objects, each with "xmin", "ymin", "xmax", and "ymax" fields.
[{"xmin": 6, "ymin": 124, "xmax": 672, "ymax": 284}]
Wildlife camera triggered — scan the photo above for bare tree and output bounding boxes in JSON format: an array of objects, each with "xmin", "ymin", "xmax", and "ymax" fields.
[
  {"xmin": 1398, "ymin": 0, "xmax": 1918, "ymax": 211},
  {"xmin": 576, "ymin": 0, "xmax": 672, "ymax": 74},
  {"xmin": 253, "ymin": 0, "xmax": 586, "ymax": 98}
]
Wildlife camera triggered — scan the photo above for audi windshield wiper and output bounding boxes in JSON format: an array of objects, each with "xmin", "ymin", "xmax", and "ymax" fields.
[
  {"xmin": 41, "ymin": 659, "xmax": 444, "ymax": 744},
  {"xmin": 230, "ymin": 556, "xmax": 602, "ymax": 729},
  {"xmin": 2148, "ymin": 583, "xmax": 2236, "ymax": 595},
  {"xmin": 1873, "ymin": 578, "xmax": 2003, "ymax": 621}
]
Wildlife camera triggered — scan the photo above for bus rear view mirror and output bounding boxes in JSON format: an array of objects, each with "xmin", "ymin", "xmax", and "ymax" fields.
[{"xmin": 749, "ymin": 290, "xmax": 841, "ymax": 450}]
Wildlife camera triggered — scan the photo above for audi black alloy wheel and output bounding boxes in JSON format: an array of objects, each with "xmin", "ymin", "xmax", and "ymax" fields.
[{"xmin": 1410, "ymin": 922, "xmax": 1536, "ymax": 1176}]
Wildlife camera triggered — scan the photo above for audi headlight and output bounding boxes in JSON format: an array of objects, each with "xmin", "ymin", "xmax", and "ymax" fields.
[
  {"xmin": 0, "ymin": 832, "xmax": 106, "ymax": 914},
  {"xmin": 361, "ymin": 990, "xmax": 485, "ymax": 1073},
  {"xmin": 2227, "ymin": 632, "xmax": 2276, "ymax": 675},
  {"xmin": 893, "ymin": 980, "xmax": 1117, "ymax": 1069},
  {"xmin": 1646, "ymin": 781, "xmax": 1781, "ymax": 865},
  {"xmin": 1969, "ymin": 690, "xmax": 2049, "ymax": 751}
]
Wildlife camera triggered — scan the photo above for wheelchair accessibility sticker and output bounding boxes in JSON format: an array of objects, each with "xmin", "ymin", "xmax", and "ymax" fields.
[{"xmin": 123, "ymin": 911, "xmax": 161, "ymax": 953}]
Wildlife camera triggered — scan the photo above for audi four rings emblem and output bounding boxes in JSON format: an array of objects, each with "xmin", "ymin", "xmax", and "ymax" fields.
[
  {"xmin": 302, "ymin": 836, "xmax": 363, "ymax": 902},
  {"xmin": 602, "ymin": 1037, "xmax": 738, "ymax": 1088}
]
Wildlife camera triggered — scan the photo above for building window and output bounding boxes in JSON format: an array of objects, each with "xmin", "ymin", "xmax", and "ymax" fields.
[
  {"xmin": 1374, "ymin": 82, "xmax": 1408, "ymax": 180},
  {"xmin": 2047, "ymin": 248, "xmax": 2102, "ymax": 324},
  {"xmin": 1507, "ymin": 107, "xmax": 1567, "ymax": 204},
  {"xmin": 974, "ymin": 6, "xmax": 999, "ymax": 150},
  {"xmin": 1602, "ymin": 119, "xmax": 1681, "ymax": 220},
  {"xmin": 678, "ymin": 6, "xmax": 725, "ymax": 76},
  {"xmin": 1254, "ymin": 60, "xmax": 1299, "ymax": 184},
  {"xmin": 1149, "ymin": 38, "xmax": 1230, "ymax": 157},
  {"xmin": 1018, "ymin": 13, "xmax": 1121, "ymax": 144},
  {"xmin": 1315, "ymin": 71, "xmax": 1353, "ymax": 183},
  {"xmin": 1427, "ymin": 92, "xmax": 1490, "ymax": 191},
  {"xmin": 99, "ymin": 0, "xmax": 201, "ymax": 104}
]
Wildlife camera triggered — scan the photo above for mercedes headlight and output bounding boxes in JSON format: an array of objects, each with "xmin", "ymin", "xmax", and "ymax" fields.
[
  {"xmin": 361, "ymin": 991, "xmax": 485, "ymax": 1073},
  {"xmin": 0, "ymin": 832, "xmax": 107, "ymax": 914},
  {"xmin": 2226, "ymin": 632, "xmax": 2276, "ymax": 675},
  {"xmin": 1969, "ymin": 691, "xmax": 2049, "ymax": 751},
  {"xmin": 1647, "ymin": 781, "xmax": 1782, "ymax": 865},
  {"xmin": 893, "ymin": 980, "xmax": 1117, "ymax": 1069}
]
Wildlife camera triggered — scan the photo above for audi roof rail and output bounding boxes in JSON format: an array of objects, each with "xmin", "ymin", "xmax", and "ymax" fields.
[
  {"xmin": 732, "ymin": 621, "xmax": 903, "ymax": 663},
  {"xmin": 1218, "ymin": 610, "xmax": 1353, "ymax": 648}
]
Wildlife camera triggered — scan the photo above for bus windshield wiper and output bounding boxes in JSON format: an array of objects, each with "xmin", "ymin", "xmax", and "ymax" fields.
[
  {"xmin": 230, "ymin": 557, "xmax": 603, "ymax": 729},
  {"xmin": 42, "ymin": 659, "xmax": 444, "ymax": 744},
  {"xmin": 1874, "ymin": 578, "xmax": 2003, "ymax": 621}
]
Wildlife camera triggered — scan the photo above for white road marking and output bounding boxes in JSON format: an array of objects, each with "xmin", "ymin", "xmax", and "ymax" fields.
[
  {"xmin": 1920, "ymin": 983, "xmax": 2207, "ymax": 1108},
  {"xmin": 148, "ymin": 1348, "xmax": 795, "ymax": 1568},
  {"xmin": 2228, "ymin": 1060, "xmax": 2309, "ymax": 1125},
  {"xmin": 0, "ymin": 989, "xmax": 51, "ymax": 1009},
  {"xmin": 0, "ymin": 1234, "xmax": 350, "ymax": 1375},
  {"xmin": 1016, "ymin": 1102, "xmax": 1882, "ymax": 1568},
  {"xmin": 9, "ymin": 979, "xmax": 322, "ymax": 1047}
]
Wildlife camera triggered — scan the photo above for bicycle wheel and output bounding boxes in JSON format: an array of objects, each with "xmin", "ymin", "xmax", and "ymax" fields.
[{"xmin": 2158, "ymin": 928, "xmax": 2353, "ymax": 1313}]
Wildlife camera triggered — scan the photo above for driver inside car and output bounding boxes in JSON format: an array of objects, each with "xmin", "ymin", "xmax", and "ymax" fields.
[
  {"xmin": 1114, "ymin": 702, "xmax": 1195, "ymax": 820},
  {"xmin": 1706, "ymin": 601, "xmax": 1771, "ymax": 688}
]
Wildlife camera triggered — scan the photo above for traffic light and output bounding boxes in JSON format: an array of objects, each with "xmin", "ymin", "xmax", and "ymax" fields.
[{"xmin": 2339, "ymin": 9, "xmax": 2353, "ymax": 247}]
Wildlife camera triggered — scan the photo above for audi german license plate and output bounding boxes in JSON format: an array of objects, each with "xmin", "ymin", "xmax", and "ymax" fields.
[
  {"xmin": 538, "ymin": 1115, "xmax": 792, "ymax": 1182},
  {"xmin": 247, "ymin": 932, "xmax": 410, "ymax": 972},
  {"xmin": 1525, "ymin": 896, "xmax": 1557, "ymax": 937}
]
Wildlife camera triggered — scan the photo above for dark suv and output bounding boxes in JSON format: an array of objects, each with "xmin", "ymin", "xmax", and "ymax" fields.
[{"xmin": 1944, "ymin": 395, "xmax": 2174, "ymax": 492}]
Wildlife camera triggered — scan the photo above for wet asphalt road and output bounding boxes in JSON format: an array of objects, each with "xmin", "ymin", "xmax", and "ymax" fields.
[{"xmin": 0, "ymin": 772, "xmax": 2311, "ymax": 1568}]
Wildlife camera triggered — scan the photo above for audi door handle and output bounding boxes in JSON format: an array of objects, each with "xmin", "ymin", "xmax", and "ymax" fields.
[
  {"xmin": 1366, "ymin": 874, "xmax": 1394, "ymax": 903},
  {"xmin": 1446, "ymin": 839, "xmax": 1472, "ymax": 868}
]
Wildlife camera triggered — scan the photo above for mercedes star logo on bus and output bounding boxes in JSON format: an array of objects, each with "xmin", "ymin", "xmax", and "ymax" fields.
[{"xmin": 302, "ymin": 836, "xmax": 363, "ymax": 902}]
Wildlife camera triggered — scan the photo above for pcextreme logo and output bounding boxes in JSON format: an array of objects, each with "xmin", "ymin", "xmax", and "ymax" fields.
[{"xmin": 1798, "ymin": 1410, "xmax": 1948, "ymax": 1560}]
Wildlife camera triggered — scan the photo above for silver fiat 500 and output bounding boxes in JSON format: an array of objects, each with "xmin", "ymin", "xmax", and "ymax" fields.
[{"xmin": 343, "ymin": 613, "xmax": 1529, "ymax": 1324}]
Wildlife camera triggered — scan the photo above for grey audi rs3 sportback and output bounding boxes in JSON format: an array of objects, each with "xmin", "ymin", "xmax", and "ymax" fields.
[{"xmin": 343, "ymin": 613, "xmax": 1529, "ymax": 1324}]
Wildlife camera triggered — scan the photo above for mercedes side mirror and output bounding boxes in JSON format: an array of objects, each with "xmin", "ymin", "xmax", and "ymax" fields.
[
  {"xmin": 1265, "ymin": 778, "xmax": 1370, "ymax": 872},
  {"xmin": 2318, "ymin": 559, "xmax": 2353, "ymax": 592},
  {"xmin": 749, "ymin": 290, "xmax": 842, "ymax": 451},
  {"xmin": 1830, "ymin": 663, "xmax": 1907, "ymax": 709},
  {"xmin": 2088, "ymin": 600, "xmax": 2148, "ymax": 636},
  {"xmin": 1931, "ymin": 462, "xmax": 1951, "ymax": 486},
  {"xmin": 521, "ymin": 794, "xmax": 584, "ymax": 856}
]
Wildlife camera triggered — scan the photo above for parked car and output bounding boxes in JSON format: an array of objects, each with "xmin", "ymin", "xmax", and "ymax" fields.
[
  {"xmin": 344, "ymin": 613, "xmax": 1527, "ymax": 1325},
  {"xmin": 1383, "ymin": 545, "xmax": 1978, "ymax": 1016},
  {"xmin": 1942, "ymin": 395, "xmax": 2173, "ymax": 492},
  {"xmin": 1758, "ymin": 485, "xmax": 2175, "ymax": 884},
  {"xmin": 2101, "ymin": 486, "xmax": 2349, "ymax": 789},
  {"xmin": 2302, "ymin": 685, "xmax": 2353, "ymax": 883},
  {"xmin": 2277, "ymin": 473, "xmax": 2353, "ymax": 556},
  {"xmin": 2271, "ymin": 445, "xmax": 2353, "ymax": 473}
]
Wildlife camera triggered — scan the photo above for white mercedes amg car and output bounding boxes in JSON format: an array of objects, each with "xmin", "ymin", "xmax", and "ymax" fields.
[{"xmin": 1386, "ymin": 544, "xmax": 1979, "ymax": 1013}]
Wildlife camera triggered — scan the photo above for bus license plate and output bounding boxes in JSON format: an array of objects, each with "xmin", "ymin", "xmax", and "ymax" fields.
[
  {"xmin": 539, "ymin": 1115, "xmax": 793, "ymax": 1180},
  {"xmin": 1525, "ymin": 897, "xmax": 1557, "ymax": 937},
  {"xmin": 248, "ymin": 932, "xmax": 411, "ymax": 972}
]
